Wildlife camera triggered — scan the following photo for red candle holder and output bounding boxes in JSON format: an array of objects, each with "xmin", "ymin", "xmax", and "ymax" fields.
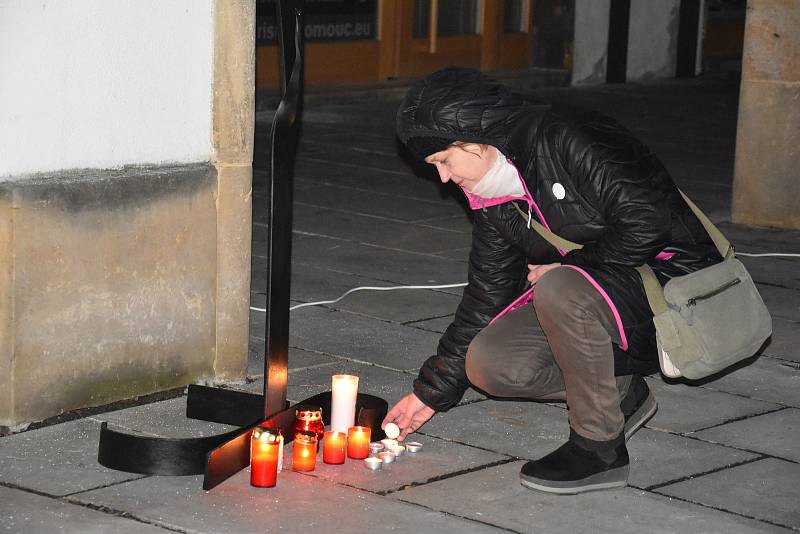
[
  {"xmin": 292, "ymin": 433, "xmax": 318, "ymax": 472},
  {"xmin": 292, "ymin": 406, "xmax": 324, "ymax": 448},
  {"xmin": 323, "ymin": 431, "xmax": 347, "ymax": 464},
  {"xmin": 347, "ymin": 426, "xmax": 371, "ymax": 459},
  {"xmin": 250, "ymin": 427, "xmax": 281, "ymax": 487}
]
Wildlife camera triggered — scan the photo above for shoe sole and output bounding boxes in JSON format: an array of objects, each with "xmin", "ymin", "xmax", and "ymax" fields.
[
  {"xmin": 624, "ymin": 391, "xmax": 657, "ymax": 441},
  {"xmin": 519, "ymin": 464, "xmax": 629, "ymax": 495}
]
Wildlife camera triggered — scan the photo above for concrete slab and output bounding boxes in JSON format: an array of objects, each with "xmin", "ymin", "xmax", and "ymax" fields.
[
  {"xmin": 627, "ymin": 429, "xmax": 758, "ymax": 489},
  {"xmin": 756, "ymin": 284, "xmax": 800, "ymax": 321},
  {"xmin": 294, "ymin": 434, "xmax": 509, "ymax": 495},
  {"xmin": 290, "ymin": 234, "xmax": 468, "ymax": 288},
  {"xmin": 742, "ymin": 256, "xmax": 800, "ymax": 291},
  {"xmin": 289, "ymin": 307, "xmax": 441, "ymax": 372},
  {"xmin": 763, "ymin": 316, "xmax": 800, "ymax": 363},
  {"xmin": 693, "ymin": 408, "xmax": 800, "ymax": 462},
  {"xmin": 645, "ymin": 377, "xmax": 780, "ymax": 433},
  {"xmin": 0, "ymin": 419, "xmax": 144, "ymax": 497},
  {"xmin": 419, "ymin": 400, "xmax": 571, "ymax": 460},
  {"xmin": 90, "ymin": 397, "xmax": 237, "ymax": 439},
  {"xmin": 292, "ymin": 202, "xmax": 473, "ymax": 255},
  {"xmin": 246, "ymin": 343, "xmax": 339, "ymax": 378},
  {"xmin": 657, "ymin": 458, "xmax": 800, "ymax": 530},
  {"xmin": 0, "ymin": 485, "xmax": 166, "ymax": 534},
  {"xmin": 289, "ymin": 264, "xmax": 463, "ymax": 324},
  {"xmin": 394, "ymin": 461, "xmax": 786, "ymax": 534},
  {"xmin": 293, "ymin": 183, "xmax": 459, "ymax": 223},
  {"xmin": 404, "ymin": 314, "xmax": 455, "ymax": 334},
  {"xmin": 70, "ymin": 466, "xmax": 501, "ymax": 534},
  {"xmin": 701, "ymin": 356, "xmax": 800, "ymax": 407}
]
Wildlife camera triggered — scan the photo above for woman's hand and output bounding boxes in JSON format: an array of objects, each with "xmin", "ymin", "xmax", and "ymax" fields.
[
  {"xmin": 527, "ymin": 263, "xmax": 562, "ymax": 285},
  {"xmin": 382, "ymin": 393, "xmax": 436, "ymax": 441}
]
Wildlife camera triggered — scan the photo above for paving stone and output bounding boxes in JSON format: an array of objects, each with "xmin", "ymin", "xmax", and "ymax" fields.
[
  {"xmin": 0, "ymin": 420, "xmax": 144, "ymax": 497},
  {"xmin": 415, "ymin": 213, "xmax": 475, "ymax": 234},
  {"xmin": 289, "ymin": 307, "xmax": 442, "ymax": 372},
  {"xmin": 645, "ymin": 377, "xmax": 780, "ymax": 434},
  {"xmin": 657, "ymin": 458, "xmax": 800, "ymax": 530},
  {"xmin": 763, "ymin": 316, "xmax": 800, "ymax": 362},
  {"xmin": 290, "ymin": 234, "xmax": 468, "ymax": 288},
  {"xmin": 70, "ymin": 466, "xmax": 500, "ymax": 534},
  {"xmin": 701, "ymin": 356, "xmax": 800, "ymax": 407},
  {"xmin": 247, "ymin": 344, "xmax": 339, "ymax": 377},
  {"xmin": 0, "ymin": 485, "xmax": 165, "ymax": 534},
  {"xmin": 419, "ymin": 400, "xmax": 571, "ymax": 460},
  {"xmin": 90, "ymin": 397, "xmax": 238, "ymax": 439},
  {"xmin": 404, "ymin": 314, "xmax": 455, "ymax": 334},
  {"xmin": 294, "ymin": 434, "xmax": 508, "ymax": 495},
  {"xmin": 742, "ymin": 256, "xmax": 800, "ymax": 291},
  {"xmin": 293, "ymin": 182, "xmax": 460, "ymax": 223},
  {"xmin": 693, "ymin": 408, "xmax": 800, "ymax": 462},
  {"xmin": 757, "ymin": 284, "xmax": 800, "ymax": 321},
  {"xmin": 289, "ymin": 264, "xmax": 463, "ymax": 324},
  {"xmin": 393, "ymin": 461, "xmax": 785, "ymax": 534},
  {"xmin": 292, "ymin": 202, "xmax": 473, "ymax": 255},
  {"xmin": 626, "ymin": 429, "xmax": 758, "ymax": 489}
]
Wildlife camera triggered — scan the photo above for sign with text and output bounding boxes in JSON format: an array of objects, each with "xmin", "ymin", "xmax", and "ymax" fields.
[{"xmin": 257, "ymin": 0, "xmax": 377, "ymax": 44}]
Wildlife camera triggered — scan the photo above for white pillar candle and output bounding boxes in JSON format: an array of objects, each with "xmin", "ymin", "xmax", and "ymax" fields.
[{"xmin": 330, "ymin": 374, "xmax": 359, "ymax": 434}]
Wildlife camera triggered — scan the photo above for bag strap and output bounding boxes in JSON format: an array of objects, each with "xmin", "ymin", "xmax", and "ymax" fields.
[{"xmin": 512, "ymin": 189, "xmax": 731, "ymax": 316}]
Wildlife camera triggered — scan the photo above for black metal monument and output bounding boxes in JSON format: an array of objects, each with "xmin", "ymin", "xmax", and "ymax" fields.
[{"xmin": 97, "ymin": 0, "xmax": 387, "ymax": 491}]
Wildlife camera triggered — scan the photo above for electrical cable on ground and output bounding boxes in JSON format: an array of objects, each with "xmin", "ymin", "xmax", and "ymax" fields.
[{"xmin": 249, "ymin": 251, "xmax": 799, "ymax": 314}]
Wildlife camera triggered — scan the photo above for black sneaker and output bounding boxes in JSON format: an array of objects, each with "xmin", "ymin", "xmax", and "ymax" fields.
[
  {"xmin": 519, "ymin": 430, "xmax": 629, "ymax": 494},
  {"xmin": 621, "ymin": 375, "xmax": 657, "ymax": 441}
]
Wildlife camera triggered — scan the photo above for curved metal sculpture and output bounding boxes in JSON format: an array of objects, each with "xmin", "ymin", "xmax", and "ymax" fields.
[{"xmin": 97, "ymin": 0, "xmax": 387, "ymax": 490}]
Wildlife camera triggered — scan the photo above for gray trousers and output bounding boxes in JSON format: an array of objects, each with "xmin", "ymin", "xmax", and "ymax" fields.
[{"xmin": 465, "ymin": 267, "xmax": 631, "ymax": 442}]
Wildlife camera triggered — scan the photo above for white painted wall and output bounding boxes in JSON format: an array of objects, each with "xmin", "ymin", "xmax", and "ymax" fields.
[
  {"xmin": 626, "ymin": 0, "xmax": 681, "ymax": 81},
  {"xmin": 0, "ymin": 0, "xmax": 214, "ymax": 178},
  {"xmin": 572, "ymin": 0, "xmax": 611, "ymax": 85}
]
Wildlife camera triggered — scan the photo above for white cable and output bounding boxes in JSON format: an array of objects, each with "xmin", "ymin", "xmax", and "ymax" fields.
[
  {"xmin": 249, "ymin": 250, "xmax": 800, "ymax": 314},
  {"xmin": 249, "ymin": 282, "xmax": 468, "ymax": 313},
  {"xmin": 737, "ymin": 252, "xmax": 800, "ymax": 258}
]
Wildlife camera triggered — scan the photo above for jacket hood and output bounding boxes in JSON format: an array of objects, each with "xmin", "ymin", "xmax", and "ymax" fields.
[{"xmin": 396, "ymin": 67, "xmax": 547, "ymax": 159}]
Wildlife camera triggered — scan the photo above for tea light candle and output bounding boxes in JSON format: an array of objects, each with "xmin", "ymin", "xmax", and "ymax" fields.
[
  {"xmin": 347, "ymin": 426, "xmax": 371, "ymax": 459},
  {"xmin": 331, "ymin": 375, "xmax": 359, "ymax": 433},
  {"xmin": 389, "ymin": 444, "xmax": 406, "ymax": 457},
  {"xmin": 292, "ymin": 433, "xmax": 318, "ymax": 472},
  {"xmin": 323, "ymin": 431, "xmax": 347, "ymax": 465},
  {"xmin": 364, "ymin": 457, "xmax": 382, "ymax": 471},
  {"xmin": 384, "ymin": 422, "xmax": 400, "ymax": 439},
  {"xmin": 377, "ymin": 451, "xmax": 396, "ymax": 464},
  {"xmin": 368, "ymin": 442, "xmax": 385, "ymax": 456},
  {"xmin": 380, "ymin": 438, "xmax": 398, "ymax": 449},
  {"xmin": 250, "ymin": 427, "xmax": 280, "ymax": 488},
  {"xmin": 405, "ymin": 442, "xmax": 423, "ymax": 453}
]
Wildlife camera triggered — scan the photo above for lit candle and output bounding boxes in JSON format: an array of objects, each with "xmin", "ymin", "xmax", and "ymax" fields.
[
  {"xmin": 331, "ymin": 374, "xmax": 359, "ymax": 434},
  {"xmin": 323, "ymin": 431, "xmax": 347, "ymax": 465},
  {"xmin": 250, "ymin": 427, "xmax": 280, "ymax": 487},
  {"xmin": 347, "ymin": 426, "xmax": 371, "ymax": 459},
  {"xmin": 292, "ymin": 433, "xmax": 318, "ymax": 472}
]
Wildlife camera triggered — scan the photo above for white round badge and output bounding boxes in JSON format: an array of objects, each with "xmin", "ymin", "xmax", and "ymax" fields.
[{"xmin": 552, "ymin": 182, "xmax": 566, "ymax": 200}]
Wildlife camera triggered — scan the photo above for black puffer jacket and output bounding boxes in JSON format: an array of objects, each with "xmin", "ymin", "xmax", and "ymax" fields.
[{"xmin": 397, "ymin": 67, "xmax": 721, "ymax": 412}]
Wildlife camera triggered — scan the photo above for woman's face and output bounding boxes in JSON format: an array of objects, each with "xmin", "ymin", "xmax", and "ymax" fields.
[{"xmin": 424, "ymin": 143, "xmax": 496, "ymax": 192}]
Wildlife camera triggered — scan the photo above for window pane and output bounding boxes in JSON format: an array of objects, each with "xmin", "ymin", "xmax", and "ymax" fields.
[
  {"xmin": 504, "ymin": 0, "xmax": 526, "ymax": 33},
  {"xmin": 413, "ymin": 0, "xmax": 480, "ymax": 38}
]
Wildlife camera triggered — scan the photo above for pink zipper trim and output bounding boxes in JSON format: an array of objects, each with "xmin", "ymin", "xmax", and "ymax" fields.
[
  {"xmin": 561, "ymin": 265, "xmax": 629, "ymax": 351},
  {"xmin": 490, "ymin": 286, "xmax": 535, "ymax": 324}
]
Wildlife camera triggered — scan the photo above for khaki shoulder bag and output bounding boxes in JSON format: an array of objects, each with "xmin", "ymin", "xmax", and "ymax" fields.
[{"xmin": 514, "ymin": 192, "xmax": 772, "ymax": 380}]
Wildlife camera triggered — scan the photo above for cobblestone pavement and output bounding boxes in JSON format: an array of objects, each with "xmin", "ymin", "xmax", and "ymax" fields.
[{"xmin": 2, "ymin": 73, "xmax": 799, "ymax": 533}]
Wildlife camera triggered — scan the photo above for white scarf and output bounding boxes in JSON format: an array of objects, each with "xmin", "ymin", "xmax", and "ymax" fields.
[{"xmin": 469, "ymin": 147, "xmax": 525, "ymax": 199}]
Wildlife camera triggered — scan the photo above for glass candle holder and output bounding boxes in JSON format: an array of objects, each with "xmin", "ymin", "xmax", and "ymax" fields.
[
  {"xmin": 292, "ymin": 433, "xmax": 318, "ymax": 472},
  {"xmin": 292, "ymin": 406, "xmax": 325, "ymax": 448},
  {"xmin": 250, "ymin": 427, "xmax": 281, "ymax": 487},
  {"xmin": 322, "ymin": 431, "xmax": 347, "ymax": 465},
  {"xmin": 347, "ymin": 426, "xmax": 371, "ymax": 459}
]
